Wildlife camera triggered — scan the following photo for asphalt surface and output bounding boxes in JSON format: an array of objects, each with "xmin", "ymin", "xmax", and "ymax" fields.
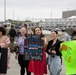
[{"xmin": 7, "ymin": 53, "xmax": 66, "ymax": 75}]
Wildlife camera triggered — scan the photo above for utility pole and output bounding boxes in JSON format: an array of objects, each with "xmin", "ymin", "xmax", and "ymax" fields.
[
  {"xmin": 4, "ymin": 0, "xmax": 6, "ymax": 22},
  {"xmin": 51, "ymin": 12, "xmax": 52, "ymax": 19},
  {"xmin": 13, "ymin": 10, "xmax": 14, "ymax": 20},
  {"xmin": 67, "ymin": 8, "xmax": 69, "ymax": 18}
]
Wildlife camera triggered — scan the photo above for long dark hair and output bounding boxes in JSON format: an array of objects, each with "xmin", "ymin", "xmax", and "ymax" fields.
[
  {"xmin": 71, "ymin": 30, "xmax": 76, "ymax": 36},
  {"xmin": 0, "ymin": 27, "xmax": 6, "ymax": 35},
  {"xmin": 51, "ymin": 30, "xmax": 58, "ymax": 34},
  {"xmin": 34, "ymin": 27, "xmax": 44, "ymax": 38}
]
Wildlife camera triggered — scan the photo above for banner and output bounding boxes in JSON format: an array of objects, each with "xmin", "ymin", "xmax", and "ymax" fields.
[
  {"xmin": 60, "ymin": 40, "xmax": 76, "ymax": 75},
  {"xmin": 24, "ymin": 34, "xmax": 44, "ymax": 60}
]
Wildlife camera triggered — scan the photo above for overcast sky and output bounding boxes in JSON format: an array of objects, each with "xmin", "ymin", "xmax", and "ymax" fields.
[{"xmin": 0, "ymin": 0, "xmax": 76, "ymax": 21}]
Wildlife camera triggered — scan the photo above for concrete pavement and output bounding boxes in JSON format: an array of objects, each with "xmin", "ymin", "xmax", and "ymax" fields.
[{"xmin": 7, "ymin": 53, "xmax": 66, "ymax": 75}]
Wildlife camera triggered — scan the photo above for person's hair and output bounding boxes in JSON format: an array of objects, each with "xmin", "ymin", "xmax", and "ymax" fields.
[
  {"xmin": 22, "ymin": 24, "xmax": 27, "ymax": 29},
  {"xmin": 24, "ymin": 24, "xmax": 27, "ymax": 28},
  {"xmin": 71, "ymin": 30, "xmax": 76, "ymax": 36},
  {"xmin": 61, "ymin": 28, "xmax": 66, "ymax": 32},
  {"xmin": 34, "ymin": 27, "xmax": 44, "ymax": 38},
  {"xmin": 21, "ymin": 26, "xmax": 26, "ymax": 30},
  {"xmin": 0, "ymin": 27, "xmax": 6, "ymax": 35},
  {"xmin": 34, "ymin": 27, "xmax": 41, "ymax": 34},
  {"xmin": 51, "ymin": 30, "xmax": 58, "ymax": 34},
  {"xmin": 4, "ymin": 25, "xmax": 7, "ymax": 28},
  {"xmin": 11, "ymin": 25, "xmax": 14, "ymax": 28}
]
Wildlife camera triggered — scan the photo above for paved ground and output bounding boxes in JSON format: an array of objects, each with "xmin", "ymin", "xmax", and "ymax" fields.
[{"xmin": 7, "ymin": 53, "xmax": 66, "ymax": 75}]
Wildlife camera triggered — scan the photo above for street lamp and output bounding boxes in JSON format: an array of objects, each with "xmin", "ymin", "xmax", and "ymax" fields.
[
  {"xmin": 67, "ymin": 8, "xmax": 69, "ymax": 18},
  {"xmin": 4, "ymin": 0, "xmax": 6, "ymax": 22},
  {"xmin": 50, "ymin": 12, "xmax": 52, "ymax": 19},
  {"xmin": 13, "ymin": 10, "xmax": 14, "ymax": 20}
]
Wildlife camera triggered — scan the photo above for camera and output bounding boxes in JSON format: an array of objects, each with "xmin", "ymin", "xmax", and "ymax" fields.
[
  {"xmin": 50, "ymin": 53, "xmax": 55, "ymax": 58},
  {"xmin": 49, "ymin": 47, "xmax": 55, "ymax": 58}
]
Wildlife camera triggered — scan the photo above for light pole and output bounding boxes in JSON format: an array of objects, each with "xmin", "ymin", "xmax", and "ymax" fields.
[
  {"xmin": 67, "ymin": 8, "xmax": 69, "ymax": 18},
  {"xmin": 51, "ymin": 12, "xmax": 52, "ymax": 19},
  {"xmin": 4, "ymin": 0, "xmax": 6, "ymax": 22},
  {"xmin": 13, "ymin": 10, "xmax": 14, "ymax": 20}
]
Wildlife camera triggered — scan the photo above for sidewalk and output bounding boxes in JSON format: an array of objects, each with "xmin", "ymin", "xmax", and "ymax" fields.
[{"xmin": 7, "ymin": 53, "xmax": 66, "ymax": 75}]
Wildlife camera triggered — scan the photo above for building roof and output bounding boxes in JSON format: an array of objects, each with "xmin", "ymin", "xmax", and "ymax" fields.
[{"xmin": 68, "ymin": 16, "xmax": 76, "ymax": 19}]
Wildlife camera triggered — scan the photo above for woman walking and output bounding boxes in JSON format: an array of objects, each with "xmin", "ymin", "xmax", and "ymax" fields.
[
  {"xmin": 15, "ymin": 27, "xmax": 31, "ymax": 75},
  {"xmin": 0, "ymin": 27, "xmax": 10, "ymax": 75}
]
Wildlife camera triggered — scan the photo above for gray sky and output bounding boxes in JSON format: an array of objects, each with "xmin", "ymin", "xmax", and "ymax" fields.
[{"xmin": 0, "ymin": 0, "xmax": 76, "ymax": 21}]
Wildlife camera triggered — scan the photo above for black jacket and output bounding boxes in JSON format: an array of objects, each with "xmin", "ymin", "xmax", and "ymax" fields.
[
  {"xmin": 46, "ymin": 39, "xmax": 62, "ymax": 57},
  {"xmin": 9, "ymin": 28, "xmax": 16, "ymax": 37}
]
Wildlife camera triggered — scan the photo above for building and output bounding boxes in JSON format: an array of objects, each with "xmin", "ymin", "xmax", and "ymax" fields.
[
  {"xmin": 38, "ymin": 18, "xmax": 76, "ymax": 29},
  {"xmin": 62, "ymin": 10, "xmax": 76, "ymax": 18}
]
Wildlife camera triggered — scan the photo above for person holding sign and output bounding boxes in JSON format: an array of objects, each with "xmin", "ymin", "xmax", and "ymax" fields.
[
  {"xmin": 46, "ymin": 31, "xmax": 62, "ymax": 75},
  {"xmin": 0, "ymin": 27, "xmax": 10, "ymax": 75},
  {"xmin": 60, "ymin": 30, "xmax": 76, "ymax": 75},
  {"xmin": 28, "ymin": 27, "xmax": 48, "ymax": 75},
  {"xmin": 15, "ymin": 27, "xmax": 31, "ymax": 75}
]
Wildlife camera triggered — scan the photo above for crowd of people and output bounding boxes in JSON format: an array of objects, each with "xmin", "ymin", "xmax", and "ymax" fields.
[{"xmin": 0, "ymin": 24, "xmax": 76, "ymax": 75}]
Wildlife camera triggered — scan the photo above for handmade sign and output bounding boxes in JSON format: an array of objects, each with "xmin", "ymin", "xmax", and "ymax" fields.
[
  {"xmin": 24, "ymin": 34, "xmax": 44, "ymax": 60},
  {"xmin": 60, "ymin": 40, "xmax": 76, "ymax": 75}
]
